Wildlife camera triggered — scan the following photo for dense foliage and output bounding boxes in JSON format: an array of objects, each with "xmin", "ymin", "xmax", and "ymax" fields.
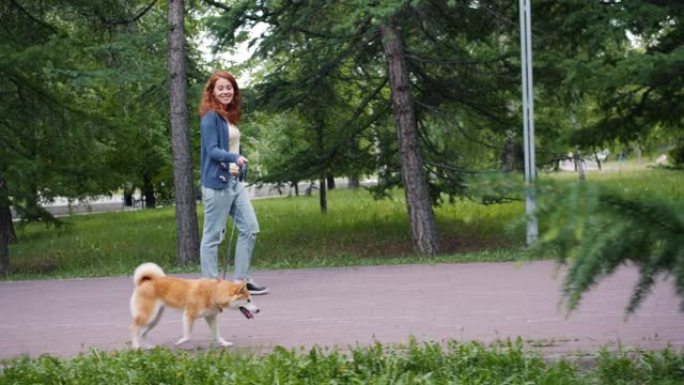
[
  {"xmin": 527, "ymin": 170, "xmax": 684, "ymax": 314},
  {"xmin": 4, "ymin": 0, "xmax": 681, "ymax": 224}
]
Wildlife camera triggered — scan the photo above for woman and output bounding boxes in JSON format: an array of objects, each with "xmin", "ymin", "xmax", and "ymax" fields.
[{"xmin": 198, "ymin": 70, "xmax": 268, "ymax": 295}]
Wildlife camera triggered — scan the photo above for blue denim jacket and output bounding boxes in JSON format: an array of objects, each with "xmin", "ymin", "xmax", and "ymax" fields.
[{"xmin": 200, "ymin": 110, "xmax": 240, "ymax": 189}]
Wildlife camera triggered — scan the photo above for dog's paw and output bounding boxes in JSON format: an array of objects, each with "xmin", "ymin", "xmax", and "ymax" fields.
[
  {"xmin": 175, "ymin": 337, "xmax": 189, "ymax": 346},
  {"xmin": 216, "ymin": 338, "xmax": 234, "ymax": 347}
]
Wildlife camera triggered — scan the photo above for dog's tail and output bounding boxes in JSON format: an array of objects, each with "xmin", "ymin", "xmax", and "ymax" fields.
[{"xmin": 133, "ymin": 262, "xmax": 165, "ymax": 286}]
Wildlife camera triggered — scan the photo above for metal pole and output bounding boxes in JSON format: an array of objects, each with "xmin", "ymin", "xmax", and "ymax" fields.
[{"xmin": 519, "ymin": 0, "xmax": 538, "ymax": 244}]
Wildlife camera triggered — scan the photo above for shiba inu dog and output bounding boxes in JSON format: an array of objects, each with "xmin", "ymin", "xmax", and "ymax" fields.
[{"xmin": 129, "ymin": 262, "xmax": 259, "ymax": 348}]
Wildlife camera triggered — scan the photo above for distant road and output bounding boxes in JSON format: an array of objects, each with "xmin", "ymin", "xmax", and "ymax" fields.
[{"xmin": 39, "ymin": 179, "xmax": 374, "ymax": 217}]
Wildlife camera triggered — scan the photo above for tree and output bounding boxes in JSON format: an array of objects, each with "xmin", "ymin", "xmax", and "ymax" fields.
[
  {"xmin": 530, "ymin": 1, "xmax": 683, "ymax": 162},
  {"xmin": 208, "ymin": 1, "xmax": 388, "ymax": 214},
  {"xmin": 0, "ymin": 0, "xmax": 205, "ymax": 274},
  {"xmin": 0, "ymin": 0, "xmax": 225, "ymax": 275},
  {"xmin": 0, "ymin": 0, "xmax": 141, "ymax": 274},
  {"xmin": 234, "ymin": 0, "xmax": 683, "ymax": 261},
  {"xmin": 522, "ymin": 1, "xmax": 684, "ymax": 313},
  {"xmin": 168, "ymin": 0, "xmax": 200, "ymax": 265},
  {"xmin": 527, "ymin": 179, "xmax": 684, "ymax": 314},
  {"xmin": 206, "ymin": 1, "xmax": 491, "ymax": 254},
  {"xmin": 381, "ymin": 17, "xmax": 438, "ymax": 254},
  {"xmin": 0, "ymin": 175, "xmax": 16, "ymax": 276}
]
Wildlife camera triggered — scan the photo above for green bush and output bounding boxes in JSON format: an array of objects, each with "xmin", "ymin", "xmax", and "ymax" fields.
[{"xmin": 2, "ymin": 340, "xmax": 683, "ymax": 384}]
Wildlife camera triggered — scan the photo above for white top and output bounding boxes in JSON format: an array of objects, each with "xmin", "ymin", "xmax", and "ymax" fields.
[{"xmin": 228, "ymin": 123, "xmax": 241, "ymax": 174}]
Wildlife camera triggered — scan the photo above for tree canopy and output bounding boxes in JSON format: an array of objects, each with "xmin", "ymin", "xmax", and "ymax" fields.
[{"xmin": 1, "ymin": 0, "xmax": 682, "ymax": 292}]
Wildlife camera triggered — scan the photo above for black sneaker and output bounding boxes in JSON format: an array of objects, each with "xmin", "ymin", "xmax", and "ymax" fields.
[{"xmin": 247, "ymin": 279, "xmax": 269, "ymax": 295}]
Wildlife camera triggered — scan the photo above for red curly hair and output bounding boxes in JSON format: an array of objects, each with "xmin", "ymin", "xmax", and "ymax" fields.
[{"xmin": 198, "ymin": 70, "xmax": 241, "ymax": 125}]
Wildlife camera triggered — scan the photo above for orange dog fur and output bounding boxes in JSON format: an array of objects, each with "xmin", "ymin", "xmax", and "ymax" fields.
[{"xmin": 129, "ymin": 262, "xmax": 259, "ymax": 348}]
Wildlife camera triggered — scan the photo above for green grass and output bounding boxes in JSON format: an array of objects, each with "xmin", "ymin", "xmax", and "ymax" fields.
[
  {"xmin": 2, "ymin": 340, "xmax": 683, "ymax": 384},
  {"xmin": 6, "ymin": 164, "xmax": 683, "ymax": 280},
  {"xmin": 7, "ymin": 188, "xmax": 525, "ymax": 279},
  {"xmin": 545, "ymin": 163, "xmax": 684, "ymax": 200}
]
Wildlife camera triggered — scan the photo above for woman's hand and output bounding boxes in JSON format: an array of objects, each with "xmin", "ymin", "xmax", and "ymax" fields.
[{"xmin": 236, "ymin": 156, "xmax": 248, "ymax": 167}]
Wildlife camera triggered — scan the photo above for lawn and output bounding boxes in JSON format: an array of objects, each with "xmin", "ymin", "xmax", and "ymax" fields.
[{"xmin": 6, "ymin": 164, "xmax": 682, "ymax": 280}]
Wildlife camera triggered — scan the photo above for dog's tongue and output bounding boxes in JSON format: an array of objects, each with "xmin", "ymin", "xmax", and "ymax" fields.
[{"xmin": 239, "ymin": 307, "xmax": 254, "ymax": 319}]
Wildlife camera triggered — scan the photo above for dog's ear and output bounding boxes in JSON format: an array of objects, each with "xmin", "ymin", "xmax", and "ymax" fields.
[{"xmin": 231, "ymin": 279, "xmax": 250, "ymax": 295}]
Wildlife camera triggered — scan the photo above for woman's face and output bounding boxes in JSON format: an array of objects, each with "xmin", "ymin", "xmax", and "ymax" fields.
[{"xmin": 213, "ymin": 77, "xmax": 234, "ymax": 106}]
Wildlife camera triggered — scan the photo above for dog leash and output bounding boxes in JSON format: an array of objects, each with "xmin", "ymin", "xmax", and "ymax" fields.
[
  {"xmin": 222, "ymin": 211, "xmax": 237, "ymax": 280},
  {"xmin": 221, "ymin": 163, "xmax": 248, "ymax": 280}
]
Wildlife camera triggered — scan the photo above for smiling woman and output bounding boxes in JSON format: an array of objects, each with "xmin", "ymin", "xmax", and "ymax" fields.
[
  {"xmin": 213, "ymin": 77, "xmax": 234, "ymax": 106},
  {"xmin": 198, "ymin": 70, "xmax": 242, "ymax": 125},
  {"xmin": 197, "ymin": 70, "xmax": 269, "ymax": 295}
]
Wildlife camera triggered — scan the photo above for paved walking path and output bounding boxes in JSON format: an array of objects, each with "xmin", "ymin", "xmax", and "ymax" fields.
[{"xmin": 1, "ymin": 261, "xmax": 682, "ymax": 360}]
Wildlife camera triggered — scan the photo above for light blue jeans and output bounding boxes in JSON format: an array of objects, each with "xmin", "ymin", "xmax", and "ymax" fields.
[{"xmin": 200, "ymin": 179, "xmax": 259, "ymax": 280}]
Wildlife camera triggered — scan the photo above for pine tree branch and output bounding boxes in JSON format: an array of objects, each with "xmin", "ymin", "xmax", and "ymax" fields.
[
  {"xmin": 98, "ymin": 0, "xmax": 158, "ymax": 27},
  {"xmin": 8, "ymin": 0, "xmax": 63, "ymax": 36}
]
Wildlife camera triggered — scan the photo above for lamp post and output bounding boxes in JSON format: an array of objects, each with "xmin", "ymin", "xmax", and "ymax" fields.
[{"xmin": 519, "ymin": 0, "xmax": 538, "ymax": 245}]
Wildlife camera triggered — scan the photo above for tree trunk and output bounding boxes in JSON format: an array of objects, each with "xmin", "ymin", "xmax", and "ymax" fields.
[
  {"xmin": 574, "ymin": 152, "xmax": 587, "ymax": 181},
  {"xmin": 0, "ymin": 175, "xmax": 17, "ymax": 276},
  {"xmin": 319, "ymin": 177, "xmax": 327, "ymax": 214},
  {"xmin": 348, "ymin": 137, "xmax": 361, "ymax": 188},
  {"xmin": 314, "ymin": 119, "xmax": 328, "ymax": 213},
  {"xmin": 142, "ymin": 173, "xmax": 156, "ymax": 209},
  {"xmin": 501, "ymin": 130, "xmax": 523, "ymax": 172},
  {"xmin": 168, "ymin": 0, "xmax": 199, "ymax": 265},
  {"xmin": 123, "ymin": 188, "xmax": 134, "ymax": 207},
  {"xmin": 594, "ymin": 151, "xmax": 602, "ymax": 171},
  {"xmin": 381, "ymin": 20, "xmax": 439, "ymax": 255},
  {"xmin": 348, "ymin": 174, "xmax": 360, "ymax": 188},
  {"xmin": 326, "ymin": 175, "xmax": 335, "ymax": 190}
]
